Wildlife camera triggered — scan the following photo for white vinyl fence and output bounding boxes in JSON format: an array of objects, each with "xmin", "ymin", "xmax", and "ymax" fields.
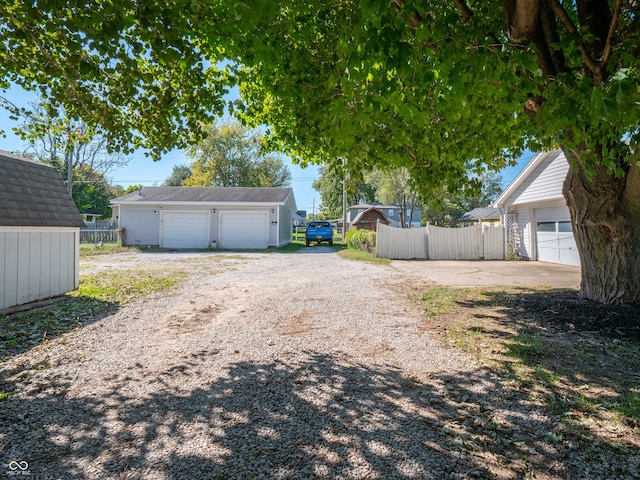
[{"xmin": 376, "ymin": 223, "xmax": 504, "ymax": 260}]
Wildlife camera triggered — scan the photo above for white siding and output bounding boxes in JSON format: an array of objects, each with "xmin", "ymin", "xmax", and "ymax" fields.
[
  {"xmin": 119, "ymin": 205, "xmax": 161, "ymax": 246},
  {"xmin": 268, "ymin": 207, "xmax": 278, "ymax": 246},
  {"xmin": 515, "ymin": 207, "xmax": 532, "ymax": 259},
  {"xmin": 508, "ymin": 151, "xmax": 568, "ymax": 206},
  {"xmin": 278, "ymin": 204, "xmax": 293, "ymax": 246},
  {"xmin": 0, "ymin": 228, "xmax": 79, "ymax": 310}
]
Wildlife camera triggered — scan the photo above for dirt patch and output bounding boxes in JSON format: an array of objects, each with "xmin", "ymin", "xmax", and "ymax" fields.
[{"xmin": 503, "ymin": 289, "xmax": 640, "ymax": 341}]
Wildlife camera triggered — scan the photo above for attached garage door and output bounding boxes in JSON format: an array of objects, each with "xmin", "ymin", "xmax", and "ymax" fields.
[
  {"xmin": 535, "ymin": 206, "xmax": 580, "ymax": 267},
  {"xmin": 220, "ymin": 211, "xmax": 269, "ymax": 249},
  {"xmin": 161, "ymin": 211, "xmax": 210, "ymax": 248}
]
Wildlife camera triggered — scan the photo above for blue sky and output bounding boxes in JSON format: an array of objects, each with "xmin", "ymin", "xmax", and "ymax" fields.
[{"xmin": 0, "ymin": 84, "xmax": 531, "ymax": 214}]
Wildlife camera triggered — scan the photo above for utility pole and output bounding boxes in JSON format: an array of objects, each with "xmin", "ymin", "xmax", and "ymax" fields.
[
  {"xmin": 67, "ymin": 145, "xmax": 73, "ymax": 195},
  {"xmin": 342, "ymin": 157, "xmax": 347, "ymax": 243}
]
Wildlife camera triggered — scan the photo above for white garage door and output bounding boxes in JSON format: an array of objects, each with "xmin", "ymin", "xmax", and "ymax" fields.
[
  {"xmin": 161, "ymin": 211, "xmax": 210, "ymax": 248},
  {"xmin": 535, "ymin": 206, "xmax": 580, "ymax": 267},
  {"xmin": 220, "ymin": 211, "xmax": 269, "ymax": 249}
]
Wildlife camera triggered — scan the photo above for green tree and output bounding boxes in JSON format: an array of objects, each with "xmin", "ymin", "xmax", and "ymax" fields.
[
  {"xmin": 369, "ymin": 168, "xmax": 421, "ymax": 228},
  {"xmin": 2, "ymin": 2, "xmax": 640, "ymax": 304},
  {"xmin": 163, "ymin": 164, "xmax": 192, "ymax": 186},
  {"xmin": 184, "ymin": 120, "xmax": 291, "ymax": 188},
  {"xmin": 312, "ymin": 165, "xmax": 377, "ymax": 219},
  {"xmin": 123, "ymin": 185, "xmax": 146, "ymax": 195},
  {"xmin": 70, "ymin": 165, "xmax": 119, "ymax": 219},
  {"xmin": 422, "ymin": 172, "xmax": 504, "ymax": 226}
]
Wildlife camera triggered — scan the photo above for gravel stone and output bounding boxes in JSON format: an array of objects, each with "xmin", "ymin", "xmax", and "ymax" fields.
[{"xmin": 1, "ymin": 251, "xmax": 637, "ymax": 479}]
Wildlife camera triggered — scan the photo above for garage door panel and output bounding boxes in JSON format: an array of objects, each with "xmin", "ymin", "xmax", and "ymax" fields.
[
  {"xmin": 535, "ymin": 205, "xmax": 579, "ymax": 266},
  {"xmin": 220, "ymin": 212, "xmax": 268, "ymax": 249},
  {"xmin": 161, "ymin": 212, "xmax": 210, "ymax": 248}
]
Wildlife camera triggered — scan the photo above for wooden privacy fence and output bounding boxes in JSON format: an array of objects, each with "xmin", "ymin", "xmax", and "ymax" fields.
[{"xmin": 376, "ymin": 222, "xmax": 505, "ymax": 260}]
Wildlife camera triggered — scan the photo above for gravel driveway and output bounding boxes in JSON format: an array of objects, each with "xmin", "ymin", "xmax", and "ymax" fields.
[{"xmin": 1, "ymin": 252, "xmax": 632, "ymax": 479}]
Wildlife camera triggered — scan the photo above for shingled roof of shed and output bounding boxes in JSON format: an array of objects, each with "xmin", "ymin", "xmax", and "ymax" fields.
[{"xmin": 0, "ymin": 151, "xmax": 85, "ymax": 227}]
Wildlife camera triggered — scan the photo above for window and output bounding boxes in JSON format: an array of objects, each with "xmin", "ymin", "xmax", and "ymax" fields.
[
  {"xmin": 558, "ymin": 221, "xmax": 572, "ymax": 232},
  {"xmin": 388, "ymin": 209, "xmax": 395, "ymax": 217},
  {"xmin": 536, "ymin": 221, "xmax": 556, "ymax": 232}
]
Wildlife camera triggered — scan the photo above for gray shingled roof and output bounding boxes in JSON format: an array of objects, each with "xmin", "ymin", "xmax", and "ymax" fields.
[
  {"xmin": 111, "ymin": 186, "xmax": 294, "ymax": 204},
  {"xmin": 0, "ymin": 151, "xmax": 85, "ymax": 227},
  {"xmin": 456, "ymin": 207, "xmax": 501, "ymax": 221}
]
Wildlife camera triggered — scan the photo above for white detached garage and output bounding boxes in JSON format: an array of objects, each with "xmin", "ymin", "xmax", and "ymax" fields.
[
  {"xmin": 110, "ymin": 187, "xmax": 297, "ymax": 249},
  {"xmin": 493, "ymin": 150, "xmax": 581, "ymax": 267}
]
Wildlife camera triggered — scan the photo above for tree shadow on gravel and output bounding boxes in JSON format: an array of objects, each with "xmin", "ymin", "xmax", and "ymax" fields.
[
  {"xmin": 2, "ymin": 348, "xmax": 638, "ymax": 479},
  {"xmin": 0, "ymin": 296, "xmax": 117, "ymax": 360}
]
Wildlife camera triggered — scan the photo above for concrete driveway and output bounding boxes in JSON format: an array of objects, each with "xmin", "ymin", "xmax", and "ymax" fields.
[{"xmin": 389, "ymin": 260, "xmax": 581, "ymax": 288}]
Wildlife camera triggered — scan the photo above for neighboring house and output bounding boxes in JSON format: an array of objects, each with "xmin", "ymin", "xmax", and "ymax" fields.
[
  {"xmin": 292, "ymin": 211, "xmax": 306, "ymax": 228},
  {"xmin": 347, "ymin": 203, "xmax": 422, "ymax": 228},
  {"xmin": 110, "ymin": 186, "xmax": 297, "ymax": 249},
  {"xmin": 493, "ymin": 149, "xmax": 579, "ymax": 267},
  {"xmin": 455, "ymin": 207, "xmax": 501, "ymax": 227},
  {"xmin": 0, "ymin": 151, "xmax": 85, "ymax": 311},
  {"xmin": 351, "ymin": 206, "xmax": 390, "ymax": 231}
]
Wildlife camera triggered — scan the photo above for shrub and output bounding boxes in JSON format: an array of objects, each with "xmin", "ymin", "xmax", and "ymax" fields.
[{"xmin": 346, "ymin": 229, "xmax": 376, "ymax": 253}]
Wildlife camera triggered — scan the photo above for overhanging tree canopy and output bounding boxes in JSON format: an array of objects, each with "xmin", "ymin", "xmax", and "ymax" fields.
[{"xmin": 1, "ymin": 1, "xmax": 639, "ymax": 304}]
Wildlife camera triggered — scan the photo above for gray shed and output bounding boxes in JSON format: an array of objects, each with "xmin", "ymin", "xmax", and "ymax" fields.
[{"xmin": 0, "ymin": 151, "xmax": 85, "ymax": 311}]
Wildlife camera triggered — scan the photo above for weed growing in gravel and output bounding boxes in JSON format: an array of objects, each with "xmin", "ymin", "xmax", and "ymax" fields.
[
  {"xmin": 421, "ymin": 286, "xmax": 461, "ymax": 316},
  {"xmin": 338, "ymin": 248, "xmax": 390, "ymax": 265}
]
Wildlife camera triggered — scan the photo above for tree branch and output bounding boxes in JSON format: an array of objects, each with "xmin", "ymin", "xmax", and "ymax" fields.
[
  {"xmin": 601, "ymin": 0, "xmax": 622, "ymax": 65},
  {"xmin": 545, "ymin": 0, "xmax": 603, "ymax": 81},
  {"xmin": 453, "ymin": 0, "xmax": 474, "ymax": 22}
]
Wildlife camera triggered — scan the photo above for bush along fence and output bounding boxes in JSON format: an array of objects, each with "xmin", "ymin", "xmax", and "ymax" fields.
[
  {"xmin": 375, "ymin": 222, "xmax": 504, "ymax": 260},
  {"xmin": 346, "ymin": 229, "xmax": 376, "ymax": 253},
  {"xmin": 80, "ymin": 221, "xmax": 124, "ymax": 245}
]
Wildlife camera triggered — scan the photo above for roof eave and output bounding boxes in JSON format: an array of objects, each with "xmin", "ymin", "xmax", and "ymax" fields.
[{"xmin": 493, "ymin": 150, "xmax": 560, "ymax": 208}]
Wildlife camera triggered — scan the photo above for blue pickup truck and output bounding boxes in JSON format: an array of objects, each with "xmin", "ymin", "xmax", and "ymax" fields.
[{"xmin": 305, "ymin": 221, "xmax": 334, "ymax": 246}]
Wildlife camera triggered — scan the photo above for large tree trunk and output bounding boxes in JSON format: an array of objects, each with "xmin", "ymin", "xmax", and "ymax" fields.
[{"xmin": 563, "ymin": 153, "xmax": 640, "ymax": 304}]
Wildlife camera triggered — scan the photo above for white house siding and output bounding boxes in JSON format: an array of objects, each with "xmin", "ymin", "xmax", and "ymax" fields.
[
  {"xmin": 278, "ymin": 204, "xmax": 292, "ymax": 246},
  {"xmin": 0, "ymin": 227, "xmax": 79, "ymax": 310},
  {"xmin": 508, "ymin": 151, "xmax": 568, "ymax": 206},
  {"xmin": 268, "ymin": 207, "xmax": 278, "ymax": 246},
  {"xmin": 515, "ymin": 207, "xmax": 533, "ymax": 259},
  {"xmin": 119, "ymin": 205, "xmax": 161, "ymax": 247}
]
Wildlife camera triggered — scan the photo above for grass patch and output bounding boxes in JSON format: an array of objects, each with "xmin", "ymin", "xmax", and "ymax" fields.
[
  {"xmin": 73, "ymin": 269, "xmax": 186, "ymax": 303},
  {"xmin": 412, "ymin": 284, "xmax": 640, "ymax": 451},
  {"xmin": 337, "ymin": 248, "xmax": 390, "ymax": 265},
  {"xmin": 421, "ymin": 286, "xmax": 469, "ymax": 317},
  {"xmin": 274, "ymin": 241, "xmax": 308, "ymax": 253},
  {"xmin": 1, "ymin": 267, "xmax": 187, "ymax": 360},
  {"xmin": 80, "ymin": 243, "xmax": 141, "ymax": 256}
]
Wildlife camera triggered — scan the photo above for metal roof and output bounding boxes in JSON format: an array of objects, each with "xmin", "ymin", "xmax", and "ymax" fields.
[{"xmin": 0, "ymin": 151, "xmax": 85, "ymax": 228}]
